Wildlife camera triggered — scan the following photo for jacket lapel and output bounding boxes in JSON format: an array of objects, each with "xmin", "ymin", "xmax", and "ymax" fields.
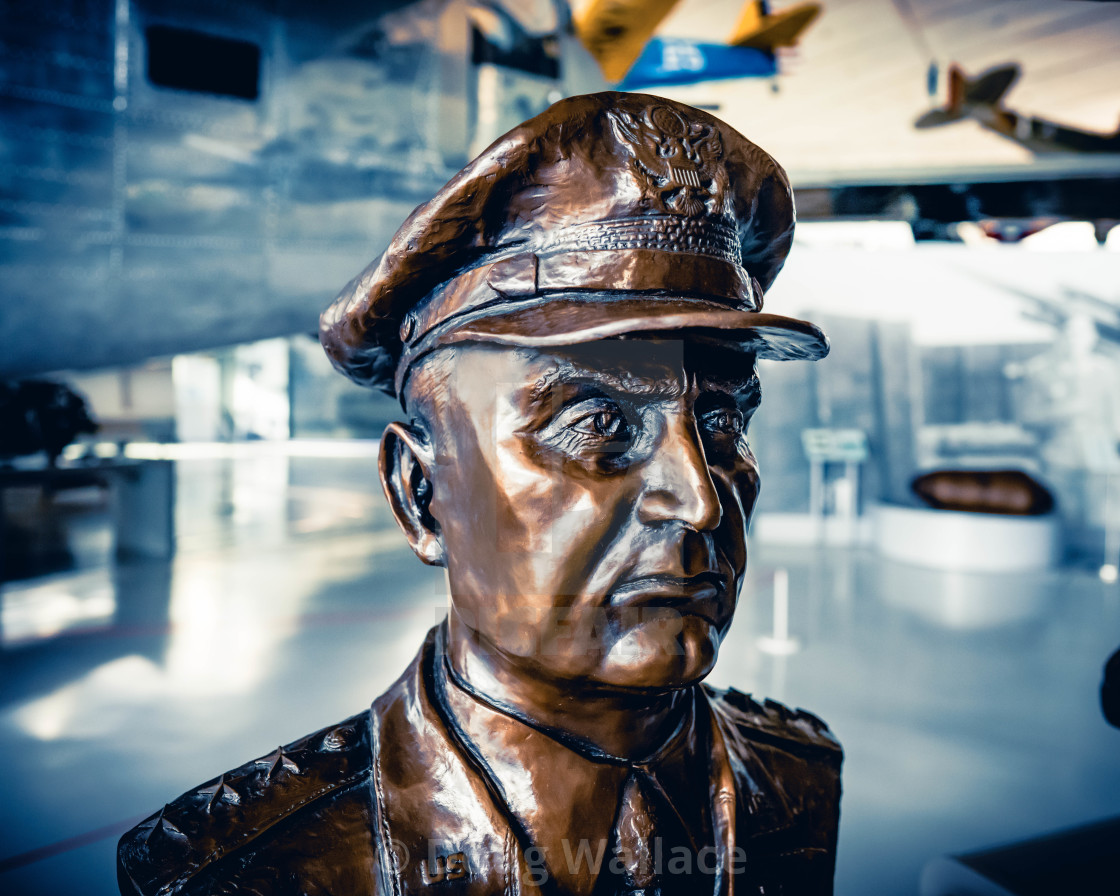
[{"xmin": 370, "ymin": 629, "xmax": 519, "ymax": 895}]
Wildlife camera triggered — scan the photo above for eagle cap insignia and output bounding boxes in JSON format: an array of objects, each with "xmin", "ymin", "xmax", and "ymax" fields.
[{"xmin": 608, "ymin": 104, "xmax": 730, "ymax": 218}]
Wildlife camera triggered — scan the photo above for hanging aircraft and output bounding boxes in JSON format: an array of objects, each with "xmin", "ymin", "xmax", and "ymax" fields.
[
  {"xmin": 573, "ymin": 0, "xmax": 821, "ymax": 89},
  {"xmin": 915, "ymin": 63, "xmax": 1120, "ymax": 154}
]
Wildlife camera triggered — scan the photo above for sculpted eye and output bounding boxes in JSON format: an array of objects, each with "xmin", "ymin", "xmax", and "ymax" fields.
[
  {"xmin": 572, "ymin": 409, "xmax": 627, "ymax": 440},
  {"xmin": 536, "ymin": 394, "xmax": 635, "ymax": 461},
  {"xmin": 701, "ymin": 408, "xmax": 745, "ymax": 436}
]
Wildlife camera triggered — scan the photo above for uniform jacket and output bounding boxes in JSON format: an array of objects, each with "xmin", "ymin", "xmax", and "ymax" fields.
[{"xmin": 118, "ymin": 626, "xmax": 842, "ymax": 895}]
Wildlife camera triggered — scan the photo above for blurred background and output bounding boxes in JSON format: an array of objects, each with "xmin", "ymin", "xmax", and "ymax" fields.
[{"xmin": 1, "ymin": 1, "xmax": 1118, "ymax": 893}]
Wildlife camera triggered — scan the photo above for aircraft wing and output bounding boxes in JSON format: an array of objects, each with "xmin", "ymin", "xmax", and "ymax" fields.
[
  {"xmin": 966, "ymin": 64, "xmax": 1019, "ymax": 105},
  {"xmin": 573, "ymin": 0, "xmax": 684, "ymax": 82},
  {"xmin": 914, "ymin": 109, "xmax": 965, "ymax": 129}
]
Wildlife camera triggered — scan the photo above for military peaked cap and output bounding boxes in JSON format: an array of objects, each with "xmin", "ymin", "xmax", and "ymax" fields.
[{"xmin": 320, "ymin": 91, "xmax": 828, "ymax": 396}]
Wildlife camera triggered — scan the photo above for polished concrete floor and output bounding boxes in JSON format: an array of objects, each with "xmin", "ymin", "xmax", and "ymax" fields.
[{"xmin": 1, "ymin": 450, "xmax": 1118, "ymax": 895}]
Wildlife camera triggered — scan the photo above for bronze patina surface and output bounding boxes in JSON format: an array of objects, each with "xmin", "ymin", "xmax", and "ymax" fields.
[{"xmin": 119, "ymin": 92, "xmax": 841, "ymax": 896}]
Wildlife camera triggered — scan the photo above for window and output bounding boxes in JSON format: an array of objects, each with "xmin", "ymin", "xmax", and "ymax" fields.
[{"xmin": 145, "ymin": 25, "xmax": 260, "ymax": 101}]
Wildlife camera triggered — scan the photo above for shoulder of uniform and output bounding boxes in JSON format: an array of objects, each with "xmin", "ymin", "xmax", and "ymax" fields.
[
  {"xmin": 705, "ymin": 685, "xmax": 842, "ymax": 761},
  {"xmin": 118, "ymin": 710, "xmax": 373, "ymax": 896}
]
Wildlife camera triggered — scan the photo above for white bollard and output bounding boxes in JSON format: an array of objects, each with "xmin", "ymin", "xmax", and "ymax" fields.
[{"xmin": 758, "ymin": 567, "xmax": 800, "ymax": 655}]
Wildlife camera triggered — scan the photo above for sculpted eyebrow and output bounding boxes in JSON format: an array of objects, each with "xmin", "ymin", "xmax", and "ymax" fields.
[
  {"xmin": 698, "ymin": 373, "xmax": 762, "ymax": 416},
  {"xmin": 528, "ymin": 364, "xmax": 751, "ymax": 407},
  {"xmin": 527, "ymin": 368, "xmax": 563, "ymax": 405},
  {"xmin": 526, "ymin": 365, "xmax": 653, "ymax": 405},
  {"xmin": 701, "ymin": 372, "xmax": 759, "ymax": 396}
]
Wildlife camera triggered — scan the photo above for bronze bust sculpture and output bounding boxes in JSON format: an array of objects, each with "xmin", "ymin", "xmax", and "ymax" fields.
[{"xmin": 118, "ymin": 92, "xmax": 841, "ymax": 895}]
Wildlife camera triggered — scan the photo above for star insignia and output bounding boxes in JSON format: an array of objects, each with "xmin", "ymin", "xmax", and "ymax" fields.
[
  {"xmin": 197, "ymin": 774, "xmax": 242, "ymax": 811},
  {"xmin": 257, "ymin": 746, "xmax": 301, "ymax": 781},
  {"xmin": 140, "ymin": 808, "xmax": 188, "ymax": 848}
]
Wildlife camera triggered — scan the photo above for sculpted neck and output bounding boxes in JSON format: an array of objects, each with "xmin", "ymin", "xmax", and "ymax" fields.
[{"xmin": 444, "ymin": 613, "xmax": 689, "ymax": 762}]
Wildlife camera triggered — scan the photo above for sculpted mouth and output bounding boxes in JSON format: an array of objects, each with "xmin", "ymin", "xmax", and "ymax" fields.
[{"xmin": 609, "ymin": 572, "xmax": 729, "ymax": 625}]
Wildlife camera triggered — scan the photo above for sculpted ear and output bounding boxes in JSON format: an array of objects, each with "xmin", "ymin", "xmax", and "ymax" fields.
[{"xmin": 379, "ymin": 421, "xmax": 445, "ymax": 567}]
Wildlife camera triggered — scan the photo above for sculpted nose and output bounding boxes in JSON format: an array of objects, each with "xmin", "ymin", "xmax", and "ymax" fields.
[{"xmin": 636, "ymin": 417, "xmax": 722, "ymax": 532}]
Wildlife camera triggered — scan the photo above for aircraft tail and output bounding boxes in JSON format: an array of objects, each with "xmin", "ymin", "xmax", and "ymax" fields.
[
  {"xmin": 731, "ymin": 0, "xmax": 765, "ymax": 40},
  {"xmin": 945, "ymin": 64, "xmax": 966, "ymax": 113},
  {"xmin": 728, "ymin": 1, "xmax": 821, "ymax": 50}
]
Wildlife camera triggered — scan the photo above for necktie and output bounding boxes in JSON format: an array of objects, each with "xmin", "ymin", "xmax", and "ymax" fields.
[
  {"xmin": 612, "ymin": 771, "xmax": 660, "ymax": 895},
  {"xmin": 606, "ymin": 768, "xmax": 711, "ymax": 896},
  {"xmin": 608, "ymin": 768, "xmax": 708, "ymax": 896}
]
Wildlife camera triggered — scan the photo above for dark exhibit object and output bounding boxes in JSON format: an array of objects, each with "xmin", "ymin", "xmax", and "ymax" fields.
[
  {"xmin": 119, "ymin": 92, "xmax": 840, "ymax": 895},
  {"xmin": 922, "ymin": 816, "xmax": 1120, "ymax": 896},
  {"xmin": 0, "ymin": 459, "xmax": 175, "ymax": 583},
  {"xmin": 1103, "ymin": 647, "xmax": 1120, "ymax": 730},
  {"xmin": 911, "ymin": 469, "xmax": 1055, "ymax": 516},
  {"xmin": 0, "ymin": 380, "xmax": 97, "ymax": 466},
  {"xmin": 145, "ymin": 26, "xmax": 261, "ymax": 100}
]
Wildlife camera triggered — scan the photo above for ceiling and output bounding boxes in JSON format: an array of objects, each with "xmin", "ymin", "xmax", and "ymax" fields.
[{"xmin": 638, "ymin": 0, "xmax": 1120, "ymax": 185}]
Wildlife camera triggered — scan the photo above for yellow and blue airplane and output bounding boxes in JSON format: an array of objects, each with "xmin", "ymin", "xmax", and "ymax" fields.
[{"xmin": 573, "ymin": 0, "xmax": 822, "ymax": 88}]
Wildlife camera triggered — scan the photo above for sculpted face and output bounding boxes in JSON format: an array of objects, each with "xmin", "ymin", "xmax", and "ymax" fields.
[{"xmin": 392, "ymin": 338, "xmax": 762, "ymax": 693}]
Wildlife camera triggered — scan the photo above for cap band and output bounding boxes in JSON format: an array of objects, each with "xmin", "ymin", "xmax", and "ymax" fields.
[
  {"xmin": 539, "ymin": 215, "xmax": 743, "ymax": 264},
  {"xmin": 400, "ymin": 248, "xmax": 759, "ymax": 350}
]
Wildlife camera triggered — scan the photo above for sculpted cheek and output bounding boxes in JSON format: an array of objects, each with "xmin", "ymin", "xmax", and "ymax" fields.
[
  {"xmin": 524, "ymin": 485, "xmax": 607, "ymax": 562},
  {"xmin": 545, "ymin": 487, "xmax": 608, "ymax": 551},
  {"xmin": 496, "ymin": 479, "xmax": 556, "ymax": 553},
  {"xmin": 495, "ymin": 438, "xmax": 616, "ymax": 555},
  {"xmin": 708, "ymin": 465, "xmax": 754, "ymax": 573},
  {"xmin": 490, "ymin": 443, "xmax": 560, "ymax": 553},
  {"xmin": 734, "ymin": 444, "xmax": 761, "ymax": 513},
  {"xmin": 738, "ymin": 466, "xmax": 760, "ymax": 516}
]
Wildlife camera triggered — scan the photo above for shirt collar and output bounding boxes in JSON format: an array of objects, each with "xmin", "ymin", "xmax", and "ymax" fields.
[{"xmin": 437, "ymin": 638, "xmax": 713, "ymax": 893}]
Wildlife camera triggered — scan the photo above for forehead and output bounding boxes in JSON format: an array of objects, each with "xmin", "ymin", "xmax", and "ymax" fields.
[{"xmin": 459, "ymin": 340, "xmax": 756, "ymax": 396}]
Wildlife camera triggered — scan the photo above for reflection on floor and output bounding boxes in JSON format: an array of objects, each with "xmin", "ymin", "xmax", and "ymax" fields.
[{"xmin": 1, "ymin": 451, "xmax": 1118, "ymax": 895}]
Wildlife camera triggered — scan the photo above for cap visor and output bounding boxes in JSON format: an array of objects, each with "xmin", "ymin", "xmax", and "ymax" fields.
[{"xmin": 423, "ymin": 295, "xmax": 829, "ymax": 362}]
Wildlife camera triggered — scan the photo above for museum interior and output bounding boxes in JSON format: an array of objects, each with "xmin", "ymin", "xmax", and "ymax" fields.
[{"xmin": 1, "ymin": 1, "xmax": 1118, "ymax": 893}]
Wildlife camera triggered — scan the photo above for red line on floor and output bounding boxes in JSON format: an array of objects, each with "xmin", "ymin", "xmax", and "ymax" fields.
[{"xmin": 0, "ymin": 814, "xmax": 149, "ymax": 873}]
